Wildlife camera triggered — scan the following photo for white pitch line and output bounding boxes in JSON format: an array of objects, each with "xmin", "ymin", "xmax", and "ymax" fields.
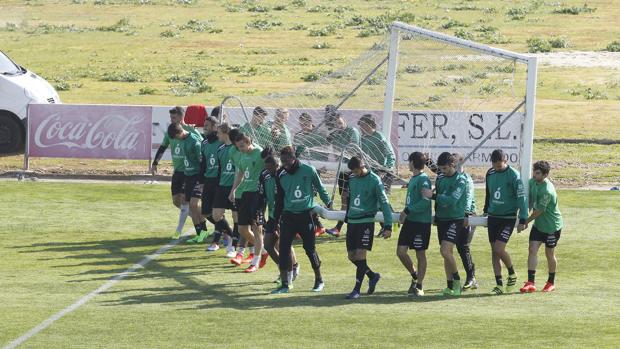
[{"xmin": 3, "ymin": 232, "xmax": 193, "ymax": 349}]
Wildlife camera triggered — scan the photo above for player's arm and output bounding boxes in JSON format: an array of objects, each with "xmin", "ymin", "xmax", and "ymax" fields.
[
  {"xmin": 311, "ymin": 167, "xmax": 332, "ymax": 208},
  {"xmin": 483, "ymin": 171, "xmax": 491, "ymax": 215},
  {"xmin": 229, "ymin": 169, "xmax": 243, "ymax": 201},
  {"xmin": 351, "ymin": 128, "xmax": 361, "ymax": 146},
  {"xmin": 515, "ymin": 176, "xmax": 528, "ymax": 223},
  {"xmin": 273, "ymin": 171, "xmax": 285, "ymax": 225},
  {"xmin": 382, "ymin": 137, "xmax": 396, "ymax": 169},
  {"xmin": 525, "ymin": 188, "xmax": 549, "ymax": 225},
  {"xmin": 151, "ymin": 135, "xmax": 170, "ymax": 173},
  {"xmin": 376, "ymin": 179, "xmax": 393, "ymax": 236},
  {"xmin": 436, "ymin": 177, "xmax": 466, "ymax": 208},
  {"xmin": 410, "ymin": 179, "xmax": 433, "ymax": 214}
]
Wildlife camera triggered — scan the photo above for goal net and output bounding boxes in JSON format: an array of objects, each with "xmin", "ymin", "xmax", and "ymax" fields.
[{"xmin": 218, "ymin": 22, "xmax": 537, "ymax": 201}]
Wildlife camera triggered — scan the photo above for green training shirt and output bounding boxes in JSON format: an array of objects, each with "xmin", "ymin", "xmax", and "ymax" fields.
[
  {"xmin": 161, "ymin": 124, "xmax": 200, "ymax": 172},
  {"xmin": 234, "ymin": 146, "xmax": 264, "ymax": 197},
  {"xmin": 181, "ymin": 131, "xmax": 203, "ymax": 176},
  {"xmin": 529, "ymin": 178, "xmax": 563, "ymax": 234},
  {"xmin": 360, "ymin": 131, "xmax": 396, "ymax": 170},
  {"xmin": 240, "ymin": 122, "xmax": 271, "ymax": 149},
  {"xmin": 346, "ymin": 170, "xmax": 393, "ymax": 226},
  {"xmin": 434, "ymin": 172, "xmax": 468, "ymax": 221},
  {"xmin": 217, "ymin": 144, "xmax": 236, "ymax": 187},
  {"xmin": 272, "ymin": 125, "xmax": 292, "ymax": 152},
  {"xmin": 463, "ymin": 172, "xmax": 477, "ymax": 214},
  {"xmin": 294, "ymin": 130, "xmax": 328, "ymax": 161},
  {"xmin": 327, "ymin": 126, "xmax": 360, "ymax": 152},
  {"xmin": 404, "ymin": 172, "xmax": 432, "ymax": 223},
  {"xmin": 484, "ymin": 166, "xmax": 528, "ymax": 221},
  {"xmin": 274, "ymin": 163, "xmax": 331, "ymax": 217},
  {"xmin": 259, "ymin": 169, "xmax": 277, "ymax": 219},
  {"xmin": 202, "ymin": 135, "xmax": 223, "ymax": 179}
]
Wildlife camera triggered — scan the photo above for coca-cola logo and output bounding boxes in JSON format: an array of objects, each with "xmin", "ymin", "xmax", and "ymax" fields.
[{"xmin": 34, "ymin": 113, "xmax": 145, "ymax": 151}]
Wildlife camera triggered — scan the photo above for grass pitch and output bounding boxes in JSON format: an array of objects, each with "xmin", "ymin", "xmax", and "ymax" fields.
[{"xmin": 1, "ymin": 181, "xmax": 619, "ymax": 348}]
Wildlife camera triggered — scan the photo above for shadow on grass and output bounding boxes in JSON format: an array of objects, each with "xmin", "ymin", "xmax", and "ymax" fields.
[{"xmin": 11, "ymin": 234, "xmax": 504, "ymax": 310}]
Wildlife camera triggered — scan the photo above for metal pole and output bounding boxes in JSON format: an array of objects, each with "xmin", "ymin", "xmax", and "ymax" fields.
[
  {"xmin": 382, "ymin": 27, "xmax": 400, "ymax": 142},
  {"xmin": 521, "ymin": 57, "xmax": 538, "ymax": 196}
]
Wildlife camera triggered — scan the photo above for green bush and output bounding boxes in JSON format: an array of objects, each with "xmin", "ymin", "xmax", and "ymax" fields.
[
  {"xmin": 527, "ymin": 37, "xmax": 552, "ymax": 53},
  {"xmin": 606, "ymin": 41, "xmax": 620, "ymax": 52}
]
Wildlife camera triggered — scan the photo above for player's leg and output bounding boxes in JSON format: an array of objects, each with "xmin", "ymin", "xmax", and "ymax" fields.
[
  {"xmin": 396, "ymin": 220, "xmax": 418, "ymax": 295},
  {"xmin": 299, "ymin": 212, "xmax": 323, "ymax": 292},
  {"xmin": 172, "ymin": 172, "xmax": 188, "ymax": 239},
  {"xmin": 457, "ymin": 223, "xmax": 477, "ymax": 290},
  {"xmin": 272, "ymin": 213, "xmax": 295, "ymax": 294},
  {"xmin": 185, "ymin": 176, "xmax": 208, "ymax": 243},
  {"xmin": 263, "ymin": 219, "xmax": 279, "ymax": 264},
  {"xmin": 439, "ymin": 221, "xmax": 462, "ymax": 296},
  {"xmin": 493, "ymin": 219, "xmax": 517, "ymax": 292},
  {"xmin": 327, "ymin": 172, "xmax": 349, "ymax": 237},
  {"xmin": 346, "ymin": 223, "xmax": 377, "ymax": 299},
  {"xmin": 521, "ymin": 230, "xmax": 542, "ymax": 293},
  {"xmin": 542, "ymin": 230, "xmax": 560, "ymax": 292}
]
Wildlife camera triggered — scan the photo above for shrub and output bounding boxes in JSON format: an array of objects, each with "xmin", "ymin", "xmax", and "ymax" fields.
[{"xmin": 526, "ymin": 37, "xmax": 552, "ymax": 53}]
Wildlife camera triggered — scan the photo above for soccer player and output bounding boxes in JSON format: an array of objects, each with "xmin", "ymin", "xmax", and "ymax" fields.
[
  {"xmin": 271, "ymin": 108, "xmax": 292, "ymax": 152},
  {"xmin": 344, "ymin": 156, "xmax": 393, "ymax": 300},
  {"xmin": 520, "ymin": 161, "xmax": 563, "ymax": 293},
  {"xmin": 433, "ymin": 152, "xmax": 468, "ymax": 296},
  {"xmin": 271, "ymin": 146, "xmax": 332, "ymax": 294},
  {"xmin": 397, "ymin": 152, "xmax": 433, "ymax": 297},
  {"xmin": 484, "ymin": 149, "xmax": 528, "ymax": 295},
  {"xmin": 167, "ymin": 123, "xmax": 208, "ymax": 241},
  {"xmin": 201, "ymin": 115, "xmax": 225, "ymax": 250},
  {"xmin": 230, "ymin": 132, "xmax": 269, "ymax": 273},
  {"xmin": 293, "ymin": 112, "xmax": 328, "ymax": 161},
  {"xmin": 151, "ymin": 106, "xmax": 197, "ymax": 239},
  {"xmin": 357, "ymin": 114, "xmax": 396, "ymax": 194},
  {"xmin": 240, "ymin": 106, "xmax": 271, "ymax": 148},
  {"xmin": 259, "ymin": 148, "xmax": 300, "ymax": 286},
  {"xmin": 212, "ymin": 123, "xmax": 240, "ymax": 259}
]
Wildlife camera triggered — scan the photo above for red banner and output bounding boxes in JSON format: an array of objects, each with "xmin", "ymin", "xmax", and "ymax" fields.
[{"xmin": 28, "ymin": 104, "xmax": 152, "ymax": 160}]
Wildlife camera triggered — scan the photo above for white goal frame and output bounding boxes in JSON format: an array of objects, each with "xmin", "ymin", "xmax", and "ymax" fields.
[{"xmin": 382, "ymin": 21, "xmax": 538, "ymax": 194}]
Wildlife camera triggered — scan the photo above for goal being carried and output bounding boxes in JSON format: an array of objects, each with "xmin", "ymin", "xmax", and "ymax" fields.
[{"xmin": 218, "ymin": 22, "xmax": 538, "ymax": 224}]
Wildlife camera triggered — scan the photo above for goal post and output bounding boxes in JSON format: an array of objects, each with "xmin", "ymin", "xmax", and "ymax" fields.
[{"xmin": 383, "ymin": 21, "xmax": 538, "ymax": 194}]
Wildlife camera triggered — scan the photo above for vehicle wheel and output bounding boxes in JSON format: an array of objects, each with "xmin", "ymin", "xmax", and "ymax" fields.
[{"xmin": 0, "ymin": 113, "xmax": 24, "ymax": 154}]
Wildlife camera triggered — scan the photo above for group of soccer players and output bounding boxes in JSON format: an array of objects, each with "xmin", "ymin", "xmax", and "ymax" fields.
[{"xmin": 153, "ymin": 105, "xmax": 563, "ymax": 298}]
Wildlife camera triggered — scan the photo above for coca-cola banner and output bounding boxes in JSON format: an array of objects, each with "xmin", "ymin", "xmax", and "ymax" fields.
[{"xmin": 28, "ymin": 104, "xmax": 152, "ymax": 160}]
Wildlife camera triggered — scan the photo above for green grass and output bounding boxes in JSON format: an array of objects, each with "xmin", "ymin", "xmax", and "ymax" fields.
[{"xmin": 1, "ymin": 181, "xmax": 620, "ymax": 348}]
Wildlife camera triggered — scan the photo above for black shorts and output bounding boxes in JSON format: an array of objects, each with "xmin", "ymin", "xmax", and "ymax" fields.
[
  {"xmin": 487, "ymin": 217, "xmax": 516, "ymax": 243},
  {"xmin": 213, "ymin": 185, "xmax": 236, "ymax": 211},
  {"xmin": 184, "ymin": 174, "xmax": 203, "ymax": 202},
  {"xmin": 171, "ymin": 171, "xmax": 185, "ymax": 196},
  {"xmin": 437, "ymin": 219, "xmax": 463, "ymax": 244},
  {"xmin": 346, "ymin": 222, "xmax": 375, "ymax": 251},
  {"xmin": 529, "ymin": 226, "xmax": 561, "ymax": 248},
  {"xmin": 201, "ymin": 177, "xmax": 218, "ymax": 215},
  {"xmin": 264, "ymin": 218, "xmax": 277, "ymax": 235},
  {"xmin": 235, "ymin": 191, "xmax": 263, "ymax": 226},
  {"xmin": 398, "ymin": 220, "xmax": 431, "ymax": 250}
]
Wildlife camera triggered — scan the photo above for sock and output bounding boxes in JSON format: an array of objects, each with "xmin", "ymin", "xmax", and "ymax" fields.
[
  {"xmin": 176, "ymin": 204, "xmax": 189, "ymax": 233},
  {"xmin": 335, "ymin": 221, "xmax": 344, "ymax": 230},
  {"xmin": 411, "ymin": 271, "xmax": 418, "ymax": 281},
  {"xmin": 363, "ymin": 262, "xmax": 376, "ymax": 280},
  {"xmin": 447, "ymin": 280, "xmax": 454, "ymax": 289},
  {"xmin": 354, "ymin": 262, "xmax": 365, "ymax": 292},
  {"xmin": 212, "ymin": 231, "xmax": 222, "ymax": 243},
  {"xmin": 238, "ymin": 247, "xmax": 245, "ymax": 255},
  {"xmin": 287, "ymin": 271, "xmax": 293, "ymax": 285},
  {"xmin": 528, "ymin": 269, "xmax": 536, "ymax": 282},
  {"xmin": 251, "ymin": 253, "xmax": 260, "ymax": 266},
  {"xmin": 547, "ymin": 272, "xmax": 555, "ymax": 284},
  {"xmin": 194, "ymin": 221, "xmax": 206, "ymax": 235},
  {"xmin": 416, "ymin": 282, "xmax": 423, "ymax": 290},
  {"xmin": 452, "ymin": 272, "xmax": 460, "ymax": 281},
  {"xmin": 232, "ymin": 223, "xmax": 239, "ymax": 247},
  {"xmin": 507, "ymin": 266, "xmax": 515, "ymax": 276},
  {"xmin": 495, "ymin": 275, "xmax": 503, "ymax": 286},
  {"xmin": 280, "ymin": 270, "xmax": 289, "ymax": 288}
]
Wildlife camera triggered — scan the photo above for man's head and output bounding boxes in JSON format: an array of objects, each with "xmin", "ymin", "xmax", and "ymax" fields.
[
  {"xmin": 358, "ymin": 114, "xmax": 376, "ymax": 136},
  {"xmin": 261, "ymin": 147, "xmax": 278, "ymax": 174},
  {"xmin": 167, "ymin": 122, "xmax": 185, "ymax": 140},
  {"xmin": 234, "ymin": 133, "xmax": 252, "ymax": 153},
  {"xmin": 252, "ymin": 106, "xmax": 267, "ymax": 125},
  {"xmin": 204, "ymin": 116, "xmax": 219, "ymax": 134},
  {"xmin": 299, "ymin": 113, "xmax": 313, "ymax": 132},
  {"xmin": 437, "ymin": 152, "xmax": 456, "ymax": 176},
  {"xmin": 169, "ymin": 106, "xmax": 185, "ymax": 124},
  {"xmin": 280, "ymin": 146, "xmax": 297, "ymax": 171},
  {"xmin": 408, "ymin": 152, "xmax": 426, "ymax": 172},
  {"xmin": 275, "ymin": 108, "xmax": 289, "ymax": 123},
  {"xmin": 228, "ymin": 128, "xmax": 241, "ymax": 144},
  {"xmin": 491, "ymin": 149, "xmax": 508, "ymax": 171},
  {"xmin": 217, "ymin": 123, "xmax": 231, "ymax": 142},
  {"xmin": 451, "ymin": 152, "xmax": 464, "ymax": 173},
  {"xmin": 347, "ymin": 156, "xmax": 366, "ymax": 177},
  {"xmin": 533, "ymin": 160, "xmax": 551, "ymax": 183}
]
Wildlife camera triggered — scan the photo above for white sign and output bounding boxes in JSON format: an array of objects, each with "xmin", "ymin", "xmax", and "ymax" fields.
[{"xmin": 397, "ymin": 111, "xmax": 523, "ymax": 166}]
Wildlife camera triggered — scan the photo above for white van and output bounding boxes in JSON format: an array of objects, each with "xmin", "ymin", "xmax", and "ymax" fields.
[{"xmin": 0, "ymin": 50, "xmax": 60, "ymax": 154}]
